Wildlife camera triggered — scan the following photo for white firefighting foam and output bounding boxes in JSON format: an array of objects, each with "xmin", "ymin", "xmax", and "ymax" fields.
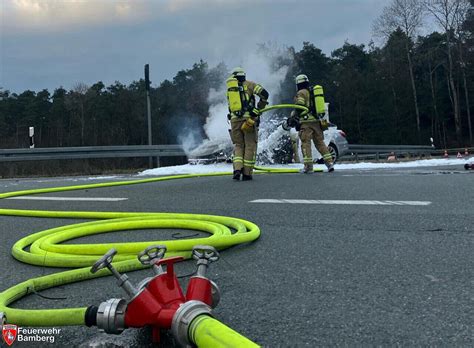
[
  {"xmin": 139, "ymin": 157, "xmax": 472, "ymax": 176},
  {"xmin": 187, "ymin": 50, "xmax": 289, "ymax": 160}
]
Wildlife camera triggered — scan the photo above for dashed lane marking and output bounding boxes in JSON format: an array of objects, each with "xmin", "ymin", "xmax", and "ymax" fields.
[
  {"xmin": 7, "ymin": 196, "xmax": 128, "ymax": 202},
  {"xmin": 249, "ymin": 199, "xmax": 431, "ymax": 206}
]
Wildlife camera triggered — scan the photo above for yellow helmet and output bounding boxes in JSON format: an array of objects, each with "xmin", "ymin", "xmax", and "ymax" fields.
[
  {"xmin": 231, "ymin": 67, "xmax": 246, "ymax": 81},
  {"xmin": 295, "ymin": 74, "xmax": 309, "ymax": 84}
]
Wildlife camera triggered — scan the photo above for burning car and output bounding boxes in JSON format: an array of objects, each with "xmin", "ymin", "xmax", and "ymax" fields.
[{"xmin": 188, "ymin": 123, "xmax": 348, "ymax": 165}]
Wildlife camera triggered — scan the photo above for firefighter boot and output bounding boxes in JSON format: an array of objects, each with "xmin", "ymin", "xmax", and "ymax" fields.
[
  {"xmin": 300, "ymin": 164, "xmax": 314, "ymax": 174},
  {"xmin": 242, "ymin": 174, "xmax": 253, "ymax": 181},
  {"xmin": 233, "ymin": 170, "xmax": 241, "ymax": 181},
  {"xmin": 326, "ymin": 162, "xmax": 335, "ymax": 172}
]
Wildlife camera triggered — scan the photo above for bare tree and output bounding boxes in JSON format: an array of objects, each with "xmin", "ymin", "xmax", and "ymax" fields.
[
  {"xmin": 68, "ymin": 82, "xmax": 89, "ymax": 145},
  {"xmin": 374, "ymin": 0, "xmax": 424, "ymax": 143},
  {"xmin": 455, "ymin": 1, "xmax": 473, "ymax": 144},
  {"xmin": 459, "ymin": 40, "xmax": 472, "ymax": 145},
  {"xmin": 424, "ymin": 0, "xmax": 471, "ymax": 145}
]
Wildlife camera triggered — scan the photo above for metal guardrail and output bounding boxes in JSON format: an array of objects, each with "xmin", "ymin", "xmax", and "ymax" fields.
[
  {"xmin": 0, "ymin": 145, "xmax": 186, "ymax": 162},
  {"xmin": 1, "ymin": 144, "xmax": 471, "ymax": 164},
  {"xmin": 347, "ymin": 144, "xmax": 434, "ymax": 153},
  {"xmin": 341, "ymin": 145, "xmax": 473, "ymax": 161},
  {"xmin": 344, "ymin": 144, "xmax": 434, "ymax": 160}
]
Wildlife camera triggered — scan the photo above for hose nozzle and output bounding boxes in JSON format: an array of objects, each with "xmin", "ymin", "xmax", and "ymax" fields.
[{"xmin": 281, "ymin": 121, "xmax": 291, "ymax": 131}]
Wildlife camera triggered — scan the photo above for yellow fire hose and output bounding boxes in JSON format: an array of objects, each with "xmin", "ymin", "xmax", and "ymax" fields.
[
  {"xmin": 189, "ymin": 315, "xmax": 259, "ymax": 348},
  {"xmin": 0, "ymin": 173, "xmax": 259, "ymax": 324},
  {"xmin": 261, "ymin": 103, "xmax": 309, "ymax": 114},
  {"xmin": 0, "ymin": 173, "xmax": 263, "ymax": 348},
  {"xmin": 0, "ymin": 103, "xmax": 315, "ymax": 346}
]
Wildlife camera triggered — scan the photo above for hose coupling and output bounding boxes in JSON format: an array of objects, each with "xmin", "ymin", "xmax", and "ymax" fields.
[
  {"xmin": 84, "ymin": 306, "xmax": 98, "ymax": 327},
  {"xmin": 96, "ymin": 298, "xmax": 127, "ymax": 334},
  {"xmin": 192, "ymin": 245, "xmax": 219, "ymax": 278},
  {"xmin": 171, "ymin": 300, "xmax": 212, "ymax": 347},
  {"xmin": 0, "ymin": 312, "xmax": 6, "ymax": 328}
]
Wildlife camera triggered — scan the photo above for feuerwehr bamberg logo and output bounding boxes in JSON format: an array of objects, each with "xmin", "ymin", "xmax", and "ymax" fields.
[{"xmin": 2, "ymin": 324, "xmax": 17, "ymax": 346}]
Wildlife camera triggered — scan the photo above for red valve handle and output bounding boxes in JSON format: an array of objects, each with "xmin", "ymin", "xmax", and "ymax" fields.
[{"xmin": 157, "ymin": 256, "xmax": 184, "ymax": 286}]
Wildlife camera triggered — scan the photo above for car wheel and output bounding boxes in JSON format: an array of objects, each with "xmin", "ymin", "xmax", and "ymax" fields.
[{"xmin": 328, "ymin": 143, "xmax": 338, "ymax": 163}]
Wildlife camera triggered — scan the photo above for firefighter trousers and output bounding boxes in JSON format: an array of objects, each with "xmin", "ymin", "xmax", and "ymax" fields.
[
  {"xmin": 230, "ymin": 119, "xmax": 257, "ymax": 176},
  {"xmin": 299, "ymin": 121, "xmax": 332, "ymax": 170}
]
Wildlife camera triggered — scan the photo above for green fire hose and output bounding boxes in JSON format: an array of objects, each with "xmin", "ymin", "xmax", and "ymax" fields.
[
  {"xmin": 261, "ymin": 103, "xmax": 308, "ymax": 114},
  {"xmin": 0, "ymin": 173, "xmax": 263, "ymax": 348},
  {"xmin": 0, "ymin": 173, "xmax": 260, "ymax": 326},
  {"xmin": 189, "ymin": 315, "xmax": 259, "ymax": 348},
  {"xmin": 0, "ymin": 103, "xmax": 314, "ymax": 346}
]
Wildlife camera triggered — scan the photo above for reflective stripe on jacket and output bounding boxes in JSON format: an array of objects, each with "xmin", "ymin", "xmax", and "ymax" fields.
[{"xmin": 294, "ymin": 89, "xmax": 316, "ymax": 123}]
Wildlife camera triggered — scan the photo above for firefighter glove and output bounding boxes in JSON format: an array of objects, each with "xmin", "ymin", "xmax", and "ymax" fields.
[
  {"xmin": 257, "ymin": 100, "xmax": 268, "ymax": 110},
  {"xmin": 241, "ymin": 118, "xmax": 256, "ymax": 133},
  {"xmin": 320, "ymin": 119, "xmax": 329, "ymax": 131},
  {"xmin": 287, "ymin": 115, "xmax": 300, "ymax": 129}
]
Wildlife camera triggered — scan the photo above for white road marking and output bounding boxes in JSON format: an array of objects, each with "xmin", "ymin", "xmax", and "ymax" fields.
[
  {"xmin": 250, "ymin": 199, "xmax": 431, "ymax": 206},
  {"xmin": 7, "ymin": 196, "xmax": 128, "ymax": 202}
]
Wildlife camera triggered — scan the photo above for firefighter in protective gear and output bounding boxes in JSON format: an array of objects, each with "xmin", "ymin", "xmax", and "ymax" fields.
[
  {"xmin": 292, "ymin": 74, "xmax": 334, "ymax": 173},
  {"xmin": 227, "ymin": 67, "xmax": 269, "ymax": 181}
]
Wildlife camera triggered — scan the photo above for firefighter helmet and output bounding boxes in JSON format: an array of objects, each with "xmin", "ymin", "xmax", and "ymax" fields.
[
  {"xmin": 231, "ymin": 67, "xmax": 246, "ymax": 82},
  {"xmin": 295, "ymin": 74, "xmax": 310, "ymax": 91},
  {"xmin": 295, "ymin": 74, "xmax": 309, "ymax": 84}
]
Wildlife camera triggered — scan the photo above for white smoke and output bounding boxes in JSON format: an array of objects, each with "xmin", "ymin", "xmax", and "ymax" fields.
[
  {"xmin": 203, "ymin": 88, "xmax": 229, "ymax": 141},
  {"xmin": 178, "ymin": 129, "xmax": 202, "ymax": 153},
  {"xmin": 203, "ymin": 52, "xmax": 289, "ymax": 141},
  {"xmin": 190, "ymin": 50, "xmax": 291, "ymax": 161}
]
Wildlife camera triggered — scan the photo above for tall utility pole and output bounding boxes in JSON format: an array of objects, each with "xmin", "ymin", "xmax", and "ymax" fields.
[{"xmin": 145, "ymin": 64, "xmax": 153, "ymax": 168}]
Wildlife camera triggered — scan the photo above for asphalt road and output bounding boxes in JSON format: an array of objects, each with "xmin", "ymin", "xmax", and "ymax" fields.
[{"xmin": 0, "ymin": 166, "xmax": 473, "ymax": 347}]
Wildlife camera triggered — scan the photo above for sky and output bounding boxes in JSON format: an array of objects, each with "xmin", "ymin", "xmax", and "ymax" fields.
[{"xmin": 1, "ymin": 0, "xmax": 388, "ymax": 94}]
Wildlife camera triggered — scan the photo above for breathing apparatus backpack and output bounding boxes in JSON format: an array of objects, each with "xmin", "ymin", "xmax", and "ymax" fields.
[
  {"xmin": 226, "ymin": 77, "xmax": 248, "ymax": 116},
  {"xmin": 309, "ymin": 85, "xmax": 326, "ymax": 119}
]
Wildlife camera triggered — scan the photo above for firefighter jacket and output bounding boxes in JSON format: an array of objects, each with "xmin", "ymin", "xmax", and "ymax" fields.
[
  {"xmin": 294, "ymin": 88, "xmax": 317, "ymax": 123},
  {"xmin": 230, "ymin": 80, "xmax": 267, "ymax": 121}
]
